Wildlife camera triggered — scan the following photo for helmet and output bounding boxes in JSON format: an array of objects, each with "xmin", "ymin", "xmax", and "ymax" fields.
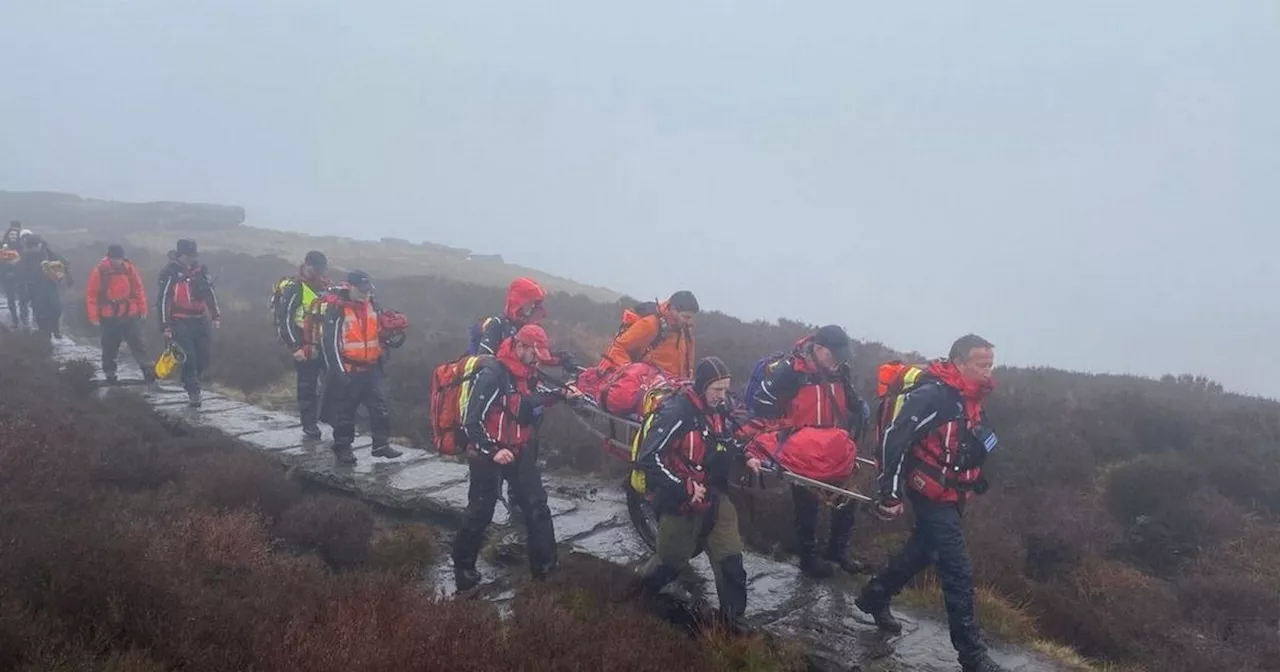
[
  {"xmin": 154, "ymin": 342, "xmax": 187, "ymax": 380},
  {"xmin": 19, "ymin": 229, "xmax": 32, "ymax": 239},
  {"xmin": 378, "ymin": 310, "xmax": 409, "ymax": 348},
  {"xmin": 378, "ymin": 310, "xmax": 409, "ymax": 334}
]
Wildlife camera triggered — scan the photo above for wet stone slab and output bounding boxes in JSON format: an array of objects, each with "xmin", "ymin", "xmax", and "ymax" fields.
[
  {"xmin": 568, "ymin": 525, "xmax": 652, "ymax": 565},
  {"xmin": 239, "ymin": 427, "xmax": 315, "ymax": 452},
  {"xmin": 388, "ymin": 460, "xmax": 471, "ymax": 493},
  {"xmin": 192, "ymin": 406, "xmax": 302, "ymax": 436}
]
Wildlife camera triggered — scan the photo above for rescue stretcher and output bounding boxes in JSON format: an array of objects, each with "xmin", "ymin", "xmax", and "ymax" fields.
[{"xmin": 536, "ymin": 368, "xmax": 876, "ymax": 552}]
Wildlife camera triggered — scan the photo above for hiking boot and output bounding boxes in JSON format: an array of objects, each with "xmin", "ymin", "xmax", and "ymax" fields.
[
  {"xmin": 799, "ymin": 553, "xmax": 836, "ymax": 579},
  {"xmin": 331, "ymin": 443, "xmax": 357, "ymax": 465},
  {"xmin": 187, "ymin": 390, "xmax": 202, "ymax": 408},
  {"xmin": 301, "ymin": 425, "xmax": 323, "ymax": 440},
  {"xmin": 823, "ymin": 548, "xmax": 870, "ymax": 574},
  {"xmin": 455, "ymin": 568, "xmax": 482, "ymax": 592},
  {"xmin": 854, "ymin": 594, "xmax": 903, "ymax": 635},
  {"xmin": 371, "ymin": 444, "xmax": 402, "ymax": 459},
  {"xmin": 962, "ymin": 654, "xmax": 1011, "ymax": 672}
]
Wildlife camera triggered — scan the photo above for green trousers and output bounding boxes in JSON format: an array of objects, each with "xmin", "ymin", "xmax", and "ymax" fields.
[{"xmin": 637, "ymin": 496, "xmax": 748, "ymax": 619}]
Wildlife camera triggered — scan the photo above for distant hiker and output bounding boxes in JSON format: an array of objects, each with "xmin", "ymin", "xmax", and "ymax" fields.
[
  {"xmin": 451, "ymin": 324, "xmax": 581, "ymax": 592},
  {"xmin": 628, "ymin": 357, "xmax": 762, "ymax": 630},
  {"xmin": 273, "ymin": 250, "xmax": 330, "ymax": 439},
  {"xmin": 1, "ymin": 222, "xmax": 25, "ymax": 328},
  {"xmin": 318, "ymin": 270, "xmax": 405, "ymax": 465},
  {"xmin": 601, "ymin": 291, "xmax": 699, "ymax": 378},
  {"xmin": 157, "ymin": 239, "xmax": 220, "ymax": 407},
  {"xmin": 15, "ymin": 229, "xmax": 35, "ymax": 323},
  {"xmin": 18, "ymin": 234, "xmax": 71, "ymax": 341},
  {"xmin": 85, "ymin": 244, "xmax": 153, "ymax": 384},
  {"xmin": 744, "ymin": 324, "xmax": 871, "ymax": 578},
  {"xmin": 857, "ymin": 335, "xmax": 1008, "ymax": 672}
]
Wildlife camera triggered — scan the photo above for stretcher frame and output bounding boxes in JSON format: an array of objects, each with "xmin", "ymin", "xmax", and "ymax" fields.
[{"xmin": 540, "ymin": 371, "xmax": 877, "ymax": 551}]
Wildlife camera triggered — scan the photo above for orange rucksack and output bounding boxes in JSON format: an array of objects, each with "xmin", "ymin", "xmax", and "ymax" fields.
[
  {"xmin": 873, "ymin": 360, "xmax": 930, "ymax": 459},
  {"xmin": 428, "ymin": 355, "xmax": 494, "ymax": 456}
]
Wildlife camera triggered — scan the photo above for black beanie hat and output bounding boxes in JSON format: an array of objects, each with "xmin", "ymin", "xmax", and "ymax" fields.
[
  {"xmin": 694, "ymin": 356, "xmax": 732, "ymax": 395},
  {"xmin": 176, "ymin": 239, "xmax": 198, "ymax": 256},
  {"xmin": 669, "ymin": 290, "xmax": 699, "ymax": 313},
  {"xmin": 813, "ymin": 324, "xmax": 853, "ymax": 362},
  {"xmin": 107, "ymin": 244, "xmax": 125, "ymax": 259}
]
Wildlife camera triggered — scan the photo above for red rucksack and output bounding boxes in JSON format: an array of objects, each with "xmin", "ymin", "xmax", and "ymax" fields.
[
  {"xmin": 745, "ymin": 426, "xmax": 858, "ymax": 485},
  {"xmin": 597, "ymin": 362, "xmax": 669, "ymax": 418}
]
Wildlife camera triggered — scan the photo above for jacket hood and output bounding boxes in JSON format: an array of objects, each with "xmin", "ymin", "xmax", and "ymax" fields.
[
  {"xmin": 926, "ymin": 359, "xmax": 996, "ymax": 422},
  {"xmin": 496, "ymin": 337, "xmax": 534, "ymax": 380},
  {"xmin": 504, "ymin": 277, "xmax": 548, "ymax": 323}
]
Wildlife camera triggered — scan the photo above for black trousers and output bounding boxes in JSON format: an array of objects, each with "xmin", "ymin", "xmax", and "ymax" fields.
[
  {"xmin": 322, "ymin": 367, "xmax": 390, "ymax": 448},
  {"xmin": 170, "ymin": 318, "xmax": 210, "ymax": 393},
  {"xmin": 29, "ymin": 283, "xmax": 61, "ymax": 338},
  {"xmin": 792, "ymin": 484, "xmax": 857, "ymax": 557},
  {"xmin": 2, "ymin": 275, "xmax": 26, "ymax": 325},
  {"xmin": 861, "ymin": 495, "xmax": 986, "ymax": 666},
  {"xmin": 295, "ymin": 359, "xmax": 323, "ymax": 428},
  {"xmin": 100, "ymin": 317, "xmax": 153, "ymax": 379},
  {"xmin": 451, "ymin": 444, "xmax": 557, "ymax": 577}
]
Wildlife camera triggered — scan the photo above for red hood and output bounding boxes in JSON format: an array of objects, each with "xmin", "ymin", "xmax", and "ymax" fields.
[
  {"xmin": 504, "ymin": 277, "xmax": 548, "ymax": 323},
  {"xmin": 496, "ymin": 338, "xmax": 534, "ymax": 381},
  {"xmin": 927, "ymin": 359, "xmax": 996, "ymax": 423}
]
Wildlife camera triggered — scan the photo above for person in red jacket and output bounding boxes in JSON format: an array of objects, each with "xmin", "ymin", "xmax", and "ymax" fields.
[
  {"xmin": 469, "ymin": 277, "xmax": 571, "ymax": 367},
  {"xmin": 451, "ymin": 324, "xmax": 581, "ymax": 592},
  {"xmin": 629, "ymin": 356, "xmax": 762, "ymax": 631},
  {"xmin": 85, "ymin": 244, "xmax": 153, "ymax": 384},
  {"xmin": 856, "ymin": 334, "xmax": 1008, "ymax": 672},
  {"xmin": 157, "ymin": 239, "xmax": 220, "ymax": 407},
  {"xmin": 748, "ymin": 325, "xmax": 871, "ymax": 577}
]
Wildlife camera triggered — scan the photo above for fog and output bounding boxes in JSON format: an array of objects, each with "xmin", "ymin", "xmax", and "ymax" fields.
[{"xmin": 2, "ymin": 1, "xmax": 1276, "ymax": 396}]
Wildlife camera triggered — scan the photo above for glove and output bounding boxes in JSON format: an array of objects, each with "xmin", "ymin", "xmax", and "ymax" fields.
[
  {"xmin": 972, "ymin": 476, "xmax": 990, "ymax": 495},
  {"xmin": 875, "ymin": 498, "xmax": 904, "ymax": 521}
]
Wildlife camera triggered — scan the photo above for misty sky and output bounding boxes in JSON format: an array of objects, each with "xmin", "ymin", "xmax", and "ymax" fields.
[{"xmin": 3, "ymin": 2, "xmax": 1277, "ymax": 397}]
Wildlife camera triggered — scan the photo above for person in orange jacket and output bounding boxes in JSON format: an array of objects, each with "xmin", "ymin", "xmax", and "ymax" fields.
[
  {"xmin": 601, "ymin": 291, "xmax": 699, "ymax": 378},
  {"xmin": 86, "ymin": 244, "xmax": 153, "ymax": 384}
]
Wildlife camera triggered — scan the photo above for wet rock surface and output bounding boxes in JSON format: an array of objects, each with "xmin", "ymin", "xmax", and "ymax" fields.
[{"xmin": 42, "ymin": 329, "xmax": 1064, "ymax": 672}]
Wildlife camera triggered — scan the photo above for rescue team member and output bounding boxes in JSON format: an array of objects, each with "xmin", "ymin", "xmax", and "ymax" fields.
[
  {"xmin": 451, "ymin": 324, "xmax": 582, "ymax": 591},
  {"xmin": 319, "ymin": 270, "xmax": 404, "ymax": 465},
  {"xmin": 470, "ymin": 277, "xmax": 573, "ymax": 366},
  {"xmin": 1, "ymin": 222, "xmax": 25, "ymax": 328},
  {"xmin": 274, "ymin": 250, "xmax": 330, "ymax": 438},
  {"xmin": 19, "ymin": 234, "xmax": 71, "ymax": 341},
  {"xmin": 85, "ymin": 244, "xmax": 153, "ymax": 384},
  {"xmin": 630, "ymin": 357, "xmax": 762, "ymax": 631},
  {"xmin": 602, "ymin": 290, "xmax": 699, "ymax": 378},
  {"xmin": 157, "ymin": 239, "xmax": 220, "ymax": 407},
  {"xmin": 857, "ymin": 335, "xmax": 1008, "ymax": 672},
  {"xmin": 749, "ymin": 325, "xmax": 871, "ymax": 578}
]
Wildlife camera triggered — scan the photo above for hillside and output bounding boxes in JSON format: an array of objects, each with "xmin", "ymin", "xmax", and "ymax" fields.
[
  {"xmin": 0, "ymin": 189, "xmax": 621, "ymax": 302},
  {"xmin": 12, "ymin": 201, "xmax": 1280, "ymax": 672}
]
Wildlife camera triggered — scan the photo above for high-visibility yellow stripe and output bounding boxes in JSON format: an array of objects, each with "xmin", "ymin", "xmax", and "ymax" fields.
[{"xmin": 890, "ymin": 366, "xmax": 924, "ymax": 422}]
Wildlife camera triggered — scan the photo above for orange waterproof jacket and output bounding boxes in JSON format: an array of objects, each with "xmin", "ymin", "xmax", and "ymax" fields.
[
  {"xmin": 602, "ymin": 302, "xmax": 695, "ymax": 378},
  {"xmin": 85, "ymin": 258, "xmax": 148, "ymax": 323}
]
